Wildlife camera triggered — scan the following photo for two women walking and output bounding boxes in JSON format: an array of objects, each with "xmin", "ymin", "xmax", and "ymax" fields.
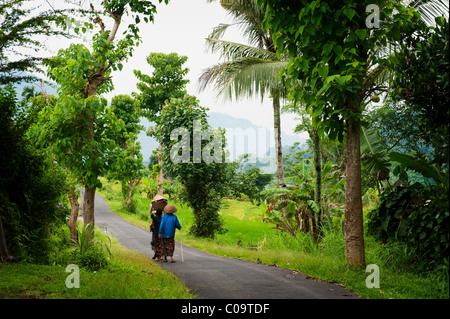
[{"xmin": 150, "ymin": 195, "xmax": 182, "ymax": 263}]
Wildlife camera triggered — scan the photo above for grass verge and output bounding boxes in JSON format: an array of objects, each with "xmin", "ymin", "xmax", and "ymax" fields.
[{"xmin": 0, "ymin": 229, "xmax": 194, "ymax": 299}]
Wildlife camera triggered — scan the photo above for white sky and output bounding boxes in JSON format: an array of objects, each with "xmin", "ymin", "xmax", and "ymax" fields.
[{"xmin": 37, "ymin": 0, "xmax": 301, "ymax": 136}]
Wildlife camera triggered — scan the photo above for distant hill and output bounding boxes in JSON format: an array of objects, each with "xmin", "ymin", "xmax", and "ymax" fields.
[{"xmin": 138, "ymin": 111, "xmax": 307, "ymax": 173}]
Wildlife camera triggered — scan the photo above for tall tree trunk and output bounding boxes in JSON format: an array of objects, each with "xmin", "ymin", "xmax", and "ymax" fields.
[
  {"xmin": 157, "ymin": 144, "xmax": 164, "ymax": 196},
  {"xmin": 344, "ymin": 114, "xmax": 366, "ymax": 267},
  {"xmin": 83, "ymin": 186, "xmax": 96, "ymax": 229},
  {"xmin": 0, "ymin": 214, "xmax": 15, "ymax": 262},
  {"xmin": 67, "ymin": 188, "xmax": 79, "ymax": 242},
  {"xmin": 272, "ymin": 90, "xmax": 286, "ymax": 189},
  {"xmin": 311, "ymin": 127, "xmax": 322, "ymax": 233}
]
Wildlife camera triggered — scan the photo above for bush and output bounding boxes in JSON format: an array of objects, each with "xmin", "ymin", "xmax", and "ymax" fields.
[
  {"xmin": 367, "ymin": 183, "xmax": 449, "ymax": 271},
  {"xmin": 0, "ymin": 86, "xmax": 69, "ymax": 263},
  {"xmin": 69, "ymin": 224, "xmax": 111, "ymax": 271},
  {"xmin": 71, "ymin": 244, "xmax": 110, "ymax": 271}
]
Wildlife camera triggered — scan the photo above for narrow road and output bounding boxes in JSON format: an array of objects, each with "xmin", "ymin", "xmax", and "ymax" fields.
[{"xmin": 94, "ymin": 193, "xmax": 360, "ymax": 299}]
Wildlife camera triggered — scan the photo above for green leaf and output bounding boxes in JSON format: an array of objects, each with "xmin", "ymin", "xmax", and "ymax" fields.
[
  {"xmin": 323, "ymin": 42, "xmax": 333, "ymax": 55},
  {"xmin": 317, "ymin": 64, "xmax": 329, "ymax": 79},
  {"xmin": 389, "ymin": 152, "xmax": 442, "ymax": 183},
  {"xmin": 333, "ymin": 45, "xmax": 342, "ymax": 56},
  {"xmin": 118, "ymin": 63, "xmax": 123, "ymax": 71},
  {"xmin": 335, "ymin": 75, "xmax": 346, "ymax": 85},
  {"xmin": 355, "ymin": 29, "xmax": 367, "ymax": 41},
  {"xmin": 343, "ymin": 8, "xmax": 356, "ymax": 21}
]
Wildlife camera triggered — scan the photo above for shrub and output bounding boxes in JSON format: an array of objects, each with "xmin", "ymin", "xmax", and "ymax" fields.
[
  {"xmin": 0, "ymin": 86, "xmax": 69, "ymax": 263},
  {"xmin": 70, "ymin": 224, "xmax": 111, "ymax": 271},
  {"xmin": 367, "ymin": 183, "xmax": 449, "ymax": 271}
]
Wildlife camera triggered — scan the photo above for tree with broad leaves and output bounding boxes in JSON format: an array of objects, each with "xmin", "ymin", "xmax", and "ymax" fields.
[
  {"xmin": 154, "ymin": 95, "xmax": 230, "ymax": 238},
  {"xmin": 38, "ymin": 0, "xmax": 169, "ymax": 235},
  {"xmin": 257, "ymin": 0, "xmax": 426, "ymax": 267},
  {"xmin": 107, "ymin": 94, "xmax": 145, "ymax": 209},
  {"xmin": 134, "ymin": 52, "xmax": 189, "ymax": 196}
]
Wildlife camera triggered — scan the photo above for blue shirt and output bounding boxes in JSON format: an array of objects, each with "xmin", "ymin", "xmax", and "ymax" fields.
[{"xmin": 159, "ymin": 213, "xmax": 181, "ymax": 238}]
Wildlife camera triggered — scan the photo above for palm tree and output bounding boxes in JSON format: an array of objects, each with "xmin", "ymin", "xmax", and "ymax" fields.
[{"xmin": 199, "ymin": 0, "xmax": 288, "ymax": 189}]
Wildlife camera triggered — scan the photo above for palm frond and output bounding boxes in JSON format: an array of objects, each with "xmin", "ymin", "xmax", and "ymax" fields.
[
  {"xmin": 219, "ymin": 0, "xmax": 269, "ymax": 48},
  {"xmin": 199, "ymin": 58, "xmax": 288, "ymax": 100},
  {"xmin": 205, "ymin": 37, "xmax": 279, "ymax": 62},
  {"xmin": 411, "ymin": 0, "xmax": 449, "ymax": 25},
  {"xmin": 208, "ymin": 23, "xmax": 234, "ymax": 40}
]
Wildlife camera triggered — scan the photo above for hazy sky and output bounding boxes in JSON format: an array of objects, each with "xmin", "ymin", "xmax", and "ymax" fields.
[{"xmin": 37, "ymin": 0, "xmax": 303, "ymax": 137}]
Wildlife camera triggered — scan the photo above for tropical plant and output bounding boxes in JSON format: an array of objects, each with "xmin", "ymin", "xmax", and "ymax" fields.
[
  {"xmin": 262, "ymin": 159, "xmax": 345, "ymax": 241},
  {"xmin": 0, "ymin": 86, "xmax": 68, "ymax": 263},
  {"xmin": 200, "ymin": 0, "xmax": 288, "ymax": 189},
  {"xmin": 228, "ymin": 166, "xmax": 272, "ymax": 201},
  {"xmin": 367, "ymin": 182, "xmax": 449, "ymax": 271},
  {"xmin": 70, "ymin": 224, "xmax": 111, "ymax": 271},
  {"xmin": 388, "ymin": 16, "xmax": 449, "ymax": 166},
  {"xmin": 360, "ymin": 126, "xmax": 392, "ymax": 193},
  {"xmin": 260, "ymin": 190, "xmax": 316, "ymax": 238},
  {"xmin": 140, "ymin": 176, "xmax": 159, "ymax": 200}
]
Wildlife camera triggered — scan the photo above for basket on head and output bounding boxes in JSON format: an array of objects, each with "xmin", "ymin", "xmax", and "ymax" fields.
[{"xmin": 151, "ymin": 194, "xmax": 167, "ymax": 210}]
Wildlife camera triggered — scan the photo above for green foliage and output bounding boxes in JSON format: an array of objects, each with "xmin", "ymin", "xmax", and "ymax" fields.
[
  {"xmin": 367, "ymin": 183, "xmax": 449, "ymax": 270},
  {"xmin": 155, "ymin": 95, "xmax": 230, "ymax": 237},
  {"xmin": 365, "ymin": 101, "xmax": 430, "ymax": 155},
  {"xmin": 107, "ymin": 95, "xmax": 145, "ymax": 208},
  {"xmin": 261, "ymin": 159, "xmax": 345, "ymax": 238},
  {"xmin": 199, "ymin": 0, "xmax": 287, "ymax": 101},
  {"xmin": 258, "ymin": 0, "xmax": 423, "ymax": 140},
  {"xmin": 134, "ymin": 52, "xmax": 189, "ymax": 122},
  {"xmin": 163, "ymin": 181, "xmax": 184, "ymax": 202},
  {"xmin": 34, "ymin": 44, "xmax": 130, "ymax": 190},
  {"xmin": 70, "ymin": 224, "xmax": 111, "ymax": 271},
  {"xmin": 388, "ymin": 17, "xmax": 449, "ymax": 165},
  {"xmin": 228, "ymin": 166, "xmax": 272, "ymax": 201},
  {"xmin": 0, "ymin": 0, "xmax": 73, "ymax": 84},
  {"xmin": 0, "ymin": 86, "xmax": 69, "ymax": 263},
  {"xmin": 360, "ymin": 125, "xmax": 391, "ymax": 190},
  {"xmin": 109, "ymin": 95, "xmax": 143, "ymax": 138},
  {"xmin": 34, "ymin": 91, "xmax": 121, "ymax": 189}
]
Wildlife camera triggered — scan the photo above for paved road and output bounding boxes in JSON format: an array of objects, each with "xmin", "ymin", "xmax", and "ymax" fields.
[{"xmin": 94, "ymin": 193, "xmax": 360, "ymax": 299}]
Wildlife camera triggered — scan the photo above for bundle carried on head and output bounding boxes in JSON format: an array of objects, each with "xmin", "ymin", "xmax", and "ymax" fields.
[{"xmin": 151, "ymin": 194, "xmax": 168, "ymax": 210}]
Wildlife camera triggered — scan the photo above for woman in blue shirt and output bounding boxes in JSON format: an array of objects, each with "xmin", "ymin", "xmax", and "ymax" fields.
[{"xmin": 158, "ymin": 204, "xmax": 181, "ymax": 263}]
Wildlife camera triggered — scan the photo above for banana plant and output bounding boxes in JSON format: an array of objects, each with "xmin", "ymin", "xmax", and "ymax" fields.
[
  {"xmin": 261, "ymin": 159, "xmax": 345, "ymax": 240},
  {"xmin": 361, "ymin": 125, "xmax": 448, "ymax": 191},
  {"xmin": 360, "ymin": 125, "xmax": 391, "ymax": 192}
]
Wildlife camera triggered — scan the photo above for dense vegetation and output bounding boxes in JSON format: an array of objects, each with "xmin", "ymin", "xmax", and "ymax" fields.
[{"xmin": 1, "ymin": 0, "xmax": 448, "ymax": 299}]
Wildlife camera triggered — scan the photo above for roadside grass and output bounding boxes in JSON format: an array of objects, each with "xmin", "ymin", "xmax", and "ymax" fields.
[
  {"xmin": 97, "ymin": 179, "xmax": 449, "ymax": 299},
  {"xmin": 0, "ymin": 226, "xmax": 194, "ymax": 299}
]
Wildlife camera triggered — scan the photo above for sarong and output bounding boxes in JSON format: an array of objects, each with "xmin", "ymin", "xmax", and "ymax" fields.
[{"xmin": 160, "ymin": 237, "xmax": 175, "ymax": 257}]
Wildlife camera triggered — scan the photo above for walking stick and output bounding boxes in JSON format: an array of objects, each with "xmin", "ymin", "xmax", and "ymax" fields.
[{"xmin": 180, "ymin": 228, "xmax": 184, "ymax": 262}]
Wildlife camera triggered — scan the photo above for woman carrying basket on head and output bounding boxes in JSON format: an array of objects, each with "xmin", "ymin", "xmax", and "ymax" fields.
[
  {"xmin": 158, "ymin": 204, "xmax": 181, "ymax": 263},
  {"xmin": 149, "ymin": 195, "xmax": 167, "ymax": 260}
]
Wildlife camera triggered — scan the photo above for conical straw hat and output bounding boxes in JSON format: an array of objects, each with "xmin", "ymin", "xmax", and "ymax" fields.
[
  {"xmin": 164, "ymin": 204, "xmax": 177, "ymax": 214},
  {"xmin": 152, "ymin": 194, "xmax": 166, "ymax": 202}
]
